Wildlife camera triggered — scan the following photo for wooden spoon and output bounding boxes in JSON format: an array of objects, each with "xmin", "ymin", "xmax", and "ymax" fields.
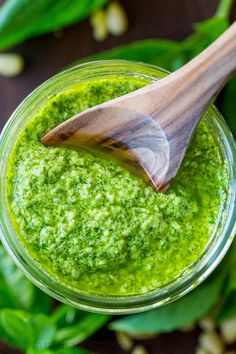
[{"xmin": 42, "ymin": 22, "xmax": 236, "ymax": 192}]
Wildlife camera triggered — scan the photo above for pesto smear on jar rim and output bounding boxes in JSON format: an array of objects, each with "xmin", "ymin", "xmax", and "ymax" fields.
[{"xmin": 6, "ymin": 76, "xmax": 228, "ymax": 296}]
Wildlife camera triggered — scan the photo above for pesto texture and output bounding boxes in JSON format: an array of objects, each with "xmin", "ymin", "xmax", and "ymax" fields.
[{"xmin": 7, "ymin": 77, "xmax": 227, "ymax": 296}]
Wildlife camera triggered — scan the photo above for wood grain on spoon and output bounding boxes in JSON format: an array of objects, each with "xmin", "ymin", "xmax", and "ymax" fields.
[{"xmin": 42, "ymin": 22, "xmax": 236, "ymax": 192}]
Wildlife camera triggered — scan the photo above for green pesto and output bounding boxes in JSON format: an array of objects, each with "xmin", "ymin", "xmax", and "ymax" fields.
[{"xmin": 7, "ymin": 77, "xmax": 228, "ymax": 296}]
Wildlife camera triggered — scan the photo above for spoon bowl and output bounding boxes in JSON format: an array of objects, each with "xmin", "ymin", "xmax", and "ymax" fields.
[{"xmin": 42, "ymin": 106, "xmax": 170, "ymax": 190}]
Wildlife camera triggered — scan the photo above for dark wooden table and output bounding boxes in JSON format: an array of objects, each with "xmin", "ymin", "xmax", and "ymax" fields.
[{"xmin": 0, "ymin": 1, "xmax": 235, "ymax": 353}]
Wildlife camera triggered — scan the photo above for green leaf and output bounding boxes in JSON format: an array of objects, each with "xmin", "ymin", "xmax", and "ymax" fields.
[
  {"xmin": 217, "ymin": 291, "xmax": 236, "ymax": 322},
  {"xmin": 51, "ymin": 305, "xmax": 81, "ymax": 329},
  {"xmin": 74, "ymin": 39, "xmax": 183, "ymax": 71},
  {"xmin": 215, "ymin": 0, "xmax": 234, "ymax": 19},
  {"xmin": 0, "ymin": 245, "xmax": 52, "ymax": 313},
  {"xmin": 27, "ymin": 348, "xmax": 93, "ymax": 354},
  {"xmin": 194, "ymin": 17, "xmax": 229, "ymax": 42},
  {"xmin": 0, "ymin": 0, "xmax": 107, "ymax": 51},
  {"xmin": 54, "ymin": 312, "xmax": 110, "ymax": 347},
  {"xmin": 225, "ymin": 243, "xmax": 236, "ymax": 291},
  {"xmin": 109, "ymin": 267, "xmax": 227, "ymax": 335},
  {"xmin": 51, "ymin": 305, "xmax": 109, "ymax": 348},
  {"xmin": 0, "ymin": 275, "xmax": 16, "ymax": 308},
  {"xmin": 52, "ymin": 349, "xmax": 93, "ymax": 354},
  {"xmin": 0, "ymin": 309, "xmax": 34, "ymax": 350},
  {"xmin": 216, "ymin": 244, "xmax": 236, "ymax": 321},
  {"xmin": 30, "ymin": 287, "xmax": 52, "ymax": 315},
  {"xmin": 222, "ymin": 76, "xmax": 236, "ymax": 135},
  {"xmin": 72, "ymin": 18, "xmax": 228, "ymax": 72},
  {"xmin": 0, "ymin": 246, "xmax": 35, "ymax": 309},
  {"xmin": 31, "ymin": 314, "xmax": 56, "ymax": 350},
  {"xmin": 179, "ymin": 17, "xmax": 229, "ymax": 62},
  {"xmin": 0, "ymin": 309, "xmax": 56, "ymax": 351}
]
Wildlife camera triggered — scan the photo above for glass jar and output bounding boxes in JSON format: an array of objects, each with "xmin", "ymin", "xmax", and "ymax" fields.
[{"xmin": 0, "ymin": 60, "xmax": 235, "ymax": 314}]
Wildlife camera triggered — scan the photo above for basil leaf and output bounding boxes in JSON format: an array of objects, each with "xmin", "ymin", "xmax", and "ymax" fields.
[
  {"xmin": 31, "ymin": 314, "xmax": 56, "ymax": 350},
  {"xmin": 54, "ymin": 349, "xmax": 93, "ymax": 354},
  {"xmin": 74, "ymin": 39, "xmax": 184, "ymax": 71},
  {"xmin": 0, "ymin": 245, "xmax": 52, "ymax": 313},
  {"xmin": 27, "ymin": 348, "xmax": 93, "ymax": 354},
  {"xmin": 221, "ymin": 77, "xmax": 236, "ymax": 135},
  {"xmin": 0, "ymin": 246, "xmax": 35, "ymax": 309},
  {"xmin": 194, "ymin": 17, "xmax": 229, "ymax": 41},
  {"xmin": 30, "ymin": 288, "xmax": 52, "ymax": 315},
  {"xmin": 51, "ymin": 305, "xmax": 109, "ymax": 348},
  {"xmin": 215, "ymin": 0, "xmax": 234, "ymax": 19},
  {"xmin": 0, "ymin": 280, "xmax": 16, "ymax": 308},
  {"xmin": 0, "ymin": 0, "xmax": 107, "ymax": 51},
  {"xmin": 51, "ymin": 305, "xmax": 80, "ymax": 328},
  {"xmin": 109, "ymin": 267, "xmax": 227, "ymax": 335},
  {"xmin": 0, "ymin": 309, "xmax": 35, "ymax": 350},
  {"xmin": 72, "ymin": 20, "xmax": 227, "ymax": 73},
  {"xmin": 54, "ymin": 312, "xmax": 110, "ymax": 347},
  {"xmin": 216, "ymin": 244, "xmax": 236, "ymax": 322},
  {"xmin": 0, "ymin": 309, "xmax": 56, "ymax": 351},
  {"xmin": 217, "ymin": 292, "xmax": 236, "ymax": 322},
  {"xmin": 178, "ymin": 16, "xmax": 229, "ymax": 64}
]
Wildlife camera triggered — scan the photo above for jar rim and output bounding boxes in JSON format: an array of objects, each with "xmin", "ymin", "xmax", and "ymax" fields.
[{"xmin": 0, "ymin": 59, "xmax": 235, "ymax": 314}]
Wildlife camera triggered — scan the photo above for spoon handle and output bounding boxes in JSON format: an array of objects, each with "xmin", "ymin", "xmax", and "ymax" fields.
[
  {"xmin": 120, "ymin": 22, "xmax": 236, "ymax": 130},
  {"xmin": 137, "ymin": 21, "xmax": 236, "ymax": 187},
  {"xmin": 173, "ymin": 21, "xmax": 236, "ymax": 103},
  {"xmin": 138, "ymin": 21, "xmax": 236, "ymax": 136}
]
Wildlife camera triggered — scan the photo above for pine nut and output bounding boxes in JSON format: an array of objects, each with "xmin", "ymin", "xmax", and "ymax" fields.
[
  {"xmin": 106, "ymin": 1, "xmax": 128, "ymax": 36},
  {"xmin": 90, "ymin": 9, "xmax": 108, "ymax": 42},
  {"xmin": 131, "ymin": 345, "xmax": 149, "ymax": 354},
  {"xmin": 199, "ymin": 331, "xmax": 224, "ymax": 354},
  {"xmin": 0, "ymin": 53, "xmax": 24, "ymax": 77},
  {"xmin": 195, "ymin": 347, "xmax": 210, "ymax": 354},
  {"xmin": 199, "ymin": 317, "xmax": 215, "ymax": 332},
  {"xmin": 220, "ymin": 316, "xmax": 236, "ymax": 344},
  {"xmin": 115, "ymin": 331, "xmax": 133, "ymax": 351}
]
